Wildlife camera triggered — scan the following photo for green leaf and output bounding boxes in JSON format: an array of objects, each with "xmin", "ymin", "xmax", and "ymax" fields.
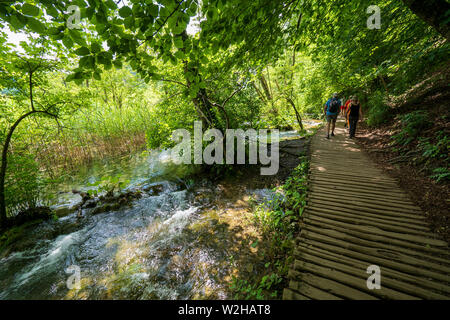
[
  {"xmin": 47, "ymin": 27, "xmax": 61, "ymax": 35},
  {"xmin": 22, "ymin": 3, "xmax": 40, "ymax": 17},
  {"xmin": 75, "ymin": 46, "xmax": 90, "ymax": 56},
  {"xmin": 50, "ymin": 32, "xmax": 64, "ymax": 40},
  {"xmin": 80, "ymin": 56, "xmax": 95, "ymax": 68},
  {"xmin": 105, "ymin": 0, "xmax": 118, "ymax": 9},
  {"xmin": 62, "ymin": 36, "xmax": 74, "ymax": 49},
  {"xmin": 160, "ymin": 7, "xmax": 169, "ymax": 17},
  {"xmin": 27, "ymin": 17, "xmax": 46, "ymax": 33},
  {"xmin": 65, "ymin": 73, "xmax": 76, "ymax": 82},
  {"xmin": 187, "ymin": 3, "xmax": 198, "ymax": 16},
  {"xmin": 90, "ymin": 42, "xmax": 102, "ymax": 53},
  {"xmin": 86, "ymin": 7, "xmax": 95, "ymax": 19},
  {"xmin": 93, "ymin": 71, "xmax": 101, "ymax": 80},
  {"xmin": 186, "ymin": 72, "xmax": 194, "ymax": 82},
  {"xmin": 46, "ymin": 6, "xmax": 59, "ymax": 18},
  {"xmin": 69, "ymin": 29, "xmax": 87, "ymax": 46},
  {"xmin": 173, "ymin": 37, "xmax": 184, "ymax": 49},
  {"xmin": 95, "ymin": 23, "xmax": 107, "ymax": 34},
  {"xmin": 9, "ymin": 14, "xmax": 27, "ymax": 30},
  {"xmin": 119, "ymin": 6, "xmax": 133, "ymax": 18},
  {"xmin": 123, "ymin": 16, "xmax": 134, "ymax": 29},
  {"xmin": 148, "ymin": 4, "xmax": 159, "ymax": 17},
  {"xmin": 200, "ymin": 55, "xmax": 208, "ymax": 64},
  {"xmin": 174, "ymin": 50, "xmax": 185, "ymax": 60}
]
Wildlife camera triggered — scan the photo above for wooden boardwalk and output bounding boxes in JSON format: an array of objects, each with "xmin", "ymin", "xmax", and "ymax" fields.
[{"xmin": 283, "ymin": 121, "xmax": 450, "ymax": 300}]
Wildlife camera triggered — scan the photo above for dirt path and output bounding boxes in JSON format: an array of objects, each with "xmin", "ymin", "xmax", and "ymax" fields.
[{"xmin": 283, "ymin": 120, "xmax": 450, "ymax": 300}]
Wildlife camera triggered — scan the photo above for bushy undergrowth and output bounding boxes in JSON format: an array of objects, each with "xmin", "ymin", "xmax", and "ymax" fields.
[
  {"xmin": 391, "ymin": 111, "xmax": 431, "ymax": 146},
  {"xmin": 389, "ymin": 111, "xmax": 449, "ymax": 182},
  {"xmin": 366, "ymin": 91, "xmax": 392, "ymax": 127},
  {"xmin": 3, "ymin": 153, "xmax": 48, "ymax": 217},
  {"xmin": 230, "ymin": 156, "xmax": 309, "ymax": 299}
]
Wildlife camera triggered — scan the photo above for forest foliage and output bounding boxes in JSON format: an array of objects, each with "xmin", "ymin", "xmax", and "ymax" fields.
[{"xmin": 0, "ymin": 0, "xmax": 448, "ymax": 224}]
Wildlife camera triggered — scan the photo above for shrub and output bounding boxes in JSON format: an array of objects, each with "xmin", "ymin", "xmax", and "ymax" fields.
[
  {"xmin": 430, "ymin": 167, "xmax": 450, "ymax": 183},
  {"xmin": 4, "ymin": 154, "xmax": 48, "ymax": 217},
  {"xmin": 231, "ymin": 156, "xmax": 309, "ymax": 299},
  {"xmin": 366, "ymin": 91, "xmax": 391, "ymax": 127},
  {"xmin": 392, "ymin": 110, "xmax": 431, "ymax": 146}
]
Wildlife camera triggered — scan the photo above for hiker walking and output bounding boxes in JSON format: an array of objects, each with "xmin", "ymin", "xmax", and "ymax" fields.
[
  {"xmin": 324, "ymin": 93, "xmax": 342, "ymax": 139},
  {"xmin": 347, "ymin": 96, "xmax": 363, "ymax": 138},
  {"xmin": 343, "ymin": 96, "xmax": 352, "ymax": 129},
  {"xmin": 340, "ymin": 97, "xmax": 347, "ymax": 118}
]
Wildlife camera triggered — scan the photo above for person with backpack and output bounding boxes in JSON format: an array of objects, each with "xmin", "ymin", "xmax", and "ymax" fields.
[
  {"xmin": 324, "ymin": 93, "xmax": 342, "ymax": 139},
  {"xmin": 346, "ymin": 96, "xmax": 364, "ymax": 138}
]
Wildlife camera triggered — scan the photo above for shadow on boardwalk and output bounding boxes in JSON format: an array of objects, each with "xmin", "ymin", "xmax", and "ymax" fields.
[{"xmin": 283, "ymin": 120, "xmax": 450, "ymax": 300}]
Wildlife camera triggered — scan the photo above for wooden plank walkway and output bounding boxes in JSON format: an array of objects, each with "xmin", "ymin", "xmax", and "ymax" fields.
[{"xmin": 283, "ymin": 121, "xmax": 450, "ymax": 300}]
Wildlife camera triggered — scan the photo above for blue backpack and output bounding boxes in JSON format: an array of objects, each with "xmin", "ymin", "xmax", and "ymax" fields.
[{"xmin": 328, "ymin": 98, "xmax": 340, "ymax": 114}]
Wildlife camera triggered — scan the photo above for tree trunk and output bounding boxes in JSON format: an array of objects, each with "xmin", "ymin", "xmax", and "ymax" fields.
[
  {"xmin": 265, "ymin": 67, "xmax": 274, "ymax": 100},
  {"xmin": 251, "ymin": 82, "xmax": 266, "ymax": 103},
  {"xmin": 259, "ymin": 75, "xmax": 272, "ymax": 101},
  {"xmin": 287, "ymin": 97, "xmax": 304, "ymax": 131},
  {"xmin": 180, "ymin": 31, "xmax": 218, "ymax": 130},
  {"xmin": 402, "ymin": 0, "xmax": 450, "ymax": 41},
  {"xmin": 0, "ymin": 111, "xmax": 36, "ymax": 227}
]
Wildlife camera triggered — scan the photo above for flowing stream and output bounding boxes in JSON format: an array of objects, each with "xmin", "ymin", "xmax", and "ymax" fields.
[{"xmin": 0, "ymin": 124, "xmax": 320, "ymax": 300}]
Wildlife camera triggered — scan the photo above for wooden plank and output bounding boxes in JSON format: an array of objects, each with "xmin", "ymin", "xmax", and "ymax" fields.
[
  {"xmin": 310, "ymin": 166, "xmax": 382, "ymax": 176},
  {"xmin": 310, "ymin": 185, "xmax": 414, "ymax": 204},
  {"xmin": 284, "ymin": 123, "xmax": 450, "ymax": 300},
  {"xmin": 306, "ymin": 199, "xmax": 427, "ymax": 226},
  {"xmin": 307, "ymin": 203, "xmax": 428, "ymax": 228},
  {"xmin": 307, "ymin": 191, "xmax": 421, "ymax": 212},
  {"xmin": 288, "ymin": 280, "xmax": 342, "ymax": 300},
  {"xmin": 293, "ymin": 259, "xmax": 419, "ymax": 300},
  {"xmin": 294, "ymin": 245, "xmax": 449, "ymax": 299},
  {"xmin": 303, "ymin": 216, "xmax": 450, "ymax": 257},
  {"xmin": 288, "ymin": 270, "xmax": 377, "ymax": 300},
  {"xmin": 310, "ymin": 175, "xmax": 399, "ymax": 189},
  {"xmin": 282, "ymin": 288, "xmax": 311, "ymax": 300},
  {"xmin": 299, "ymin": 229, "xmax": 450, "ymax": 282},
  {"xmin": 308, "ymin": 198, "xmax": 426, "ymax": 220},
  {"xmin": 310, "ymin": 178, "xmax": 407, "ymax": 195},
  {"xmin": 302, "ymin": 213, "xmax": 448, "ymax": 247},
  {"xmin": 309, "ymin": 183, "xmax": 411, "ymax": 200},
  {"xmin": 310, "ymin": 171, "xmax": 397, "ymax": 183},
  {"xmin": 300, "ymin": 222, "xmax": 450, "ymax": 267},
  {"xmin": 306, "ymin": 208, "xmax": 432, "ymax": 236},
  {"xmin": 296, "ymin": 241, "xmax": 450, "ymax": 296},
  {"xmin": 300, "ymin": 224, "xmax": 450, "ymax": 276}
]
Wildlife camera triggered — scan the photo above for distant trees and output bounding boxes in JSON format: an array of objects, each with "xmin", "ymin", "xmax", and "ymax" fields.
[
  {"xmin": 0, "ymin": 46, "xmax": 77, "ymax": 227},
  {"xmin": 0, "ymin": 0, "xmax": 448, "ymax": 226}
]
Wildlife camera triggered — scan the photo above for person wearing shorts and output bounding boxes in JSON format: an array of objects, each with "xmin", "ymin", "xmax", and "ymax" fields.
[
  {"xmin": 340, "ymin": 99, "xmax": 347, "ymax": 117},
  {"xmin": 324, "ymin": 93, "xmax": 342, "ymax": 139}
]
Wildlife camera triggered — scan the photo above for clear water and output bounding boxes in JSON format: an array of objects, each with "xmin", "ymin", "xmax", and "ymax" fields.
[
  {"xmin": 0, "ymin": 149, "xmax": 274, "ymax": 300},
  {"xmin": 0, "ymin": 126, "xmax": 314, "ymax": 300}
]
